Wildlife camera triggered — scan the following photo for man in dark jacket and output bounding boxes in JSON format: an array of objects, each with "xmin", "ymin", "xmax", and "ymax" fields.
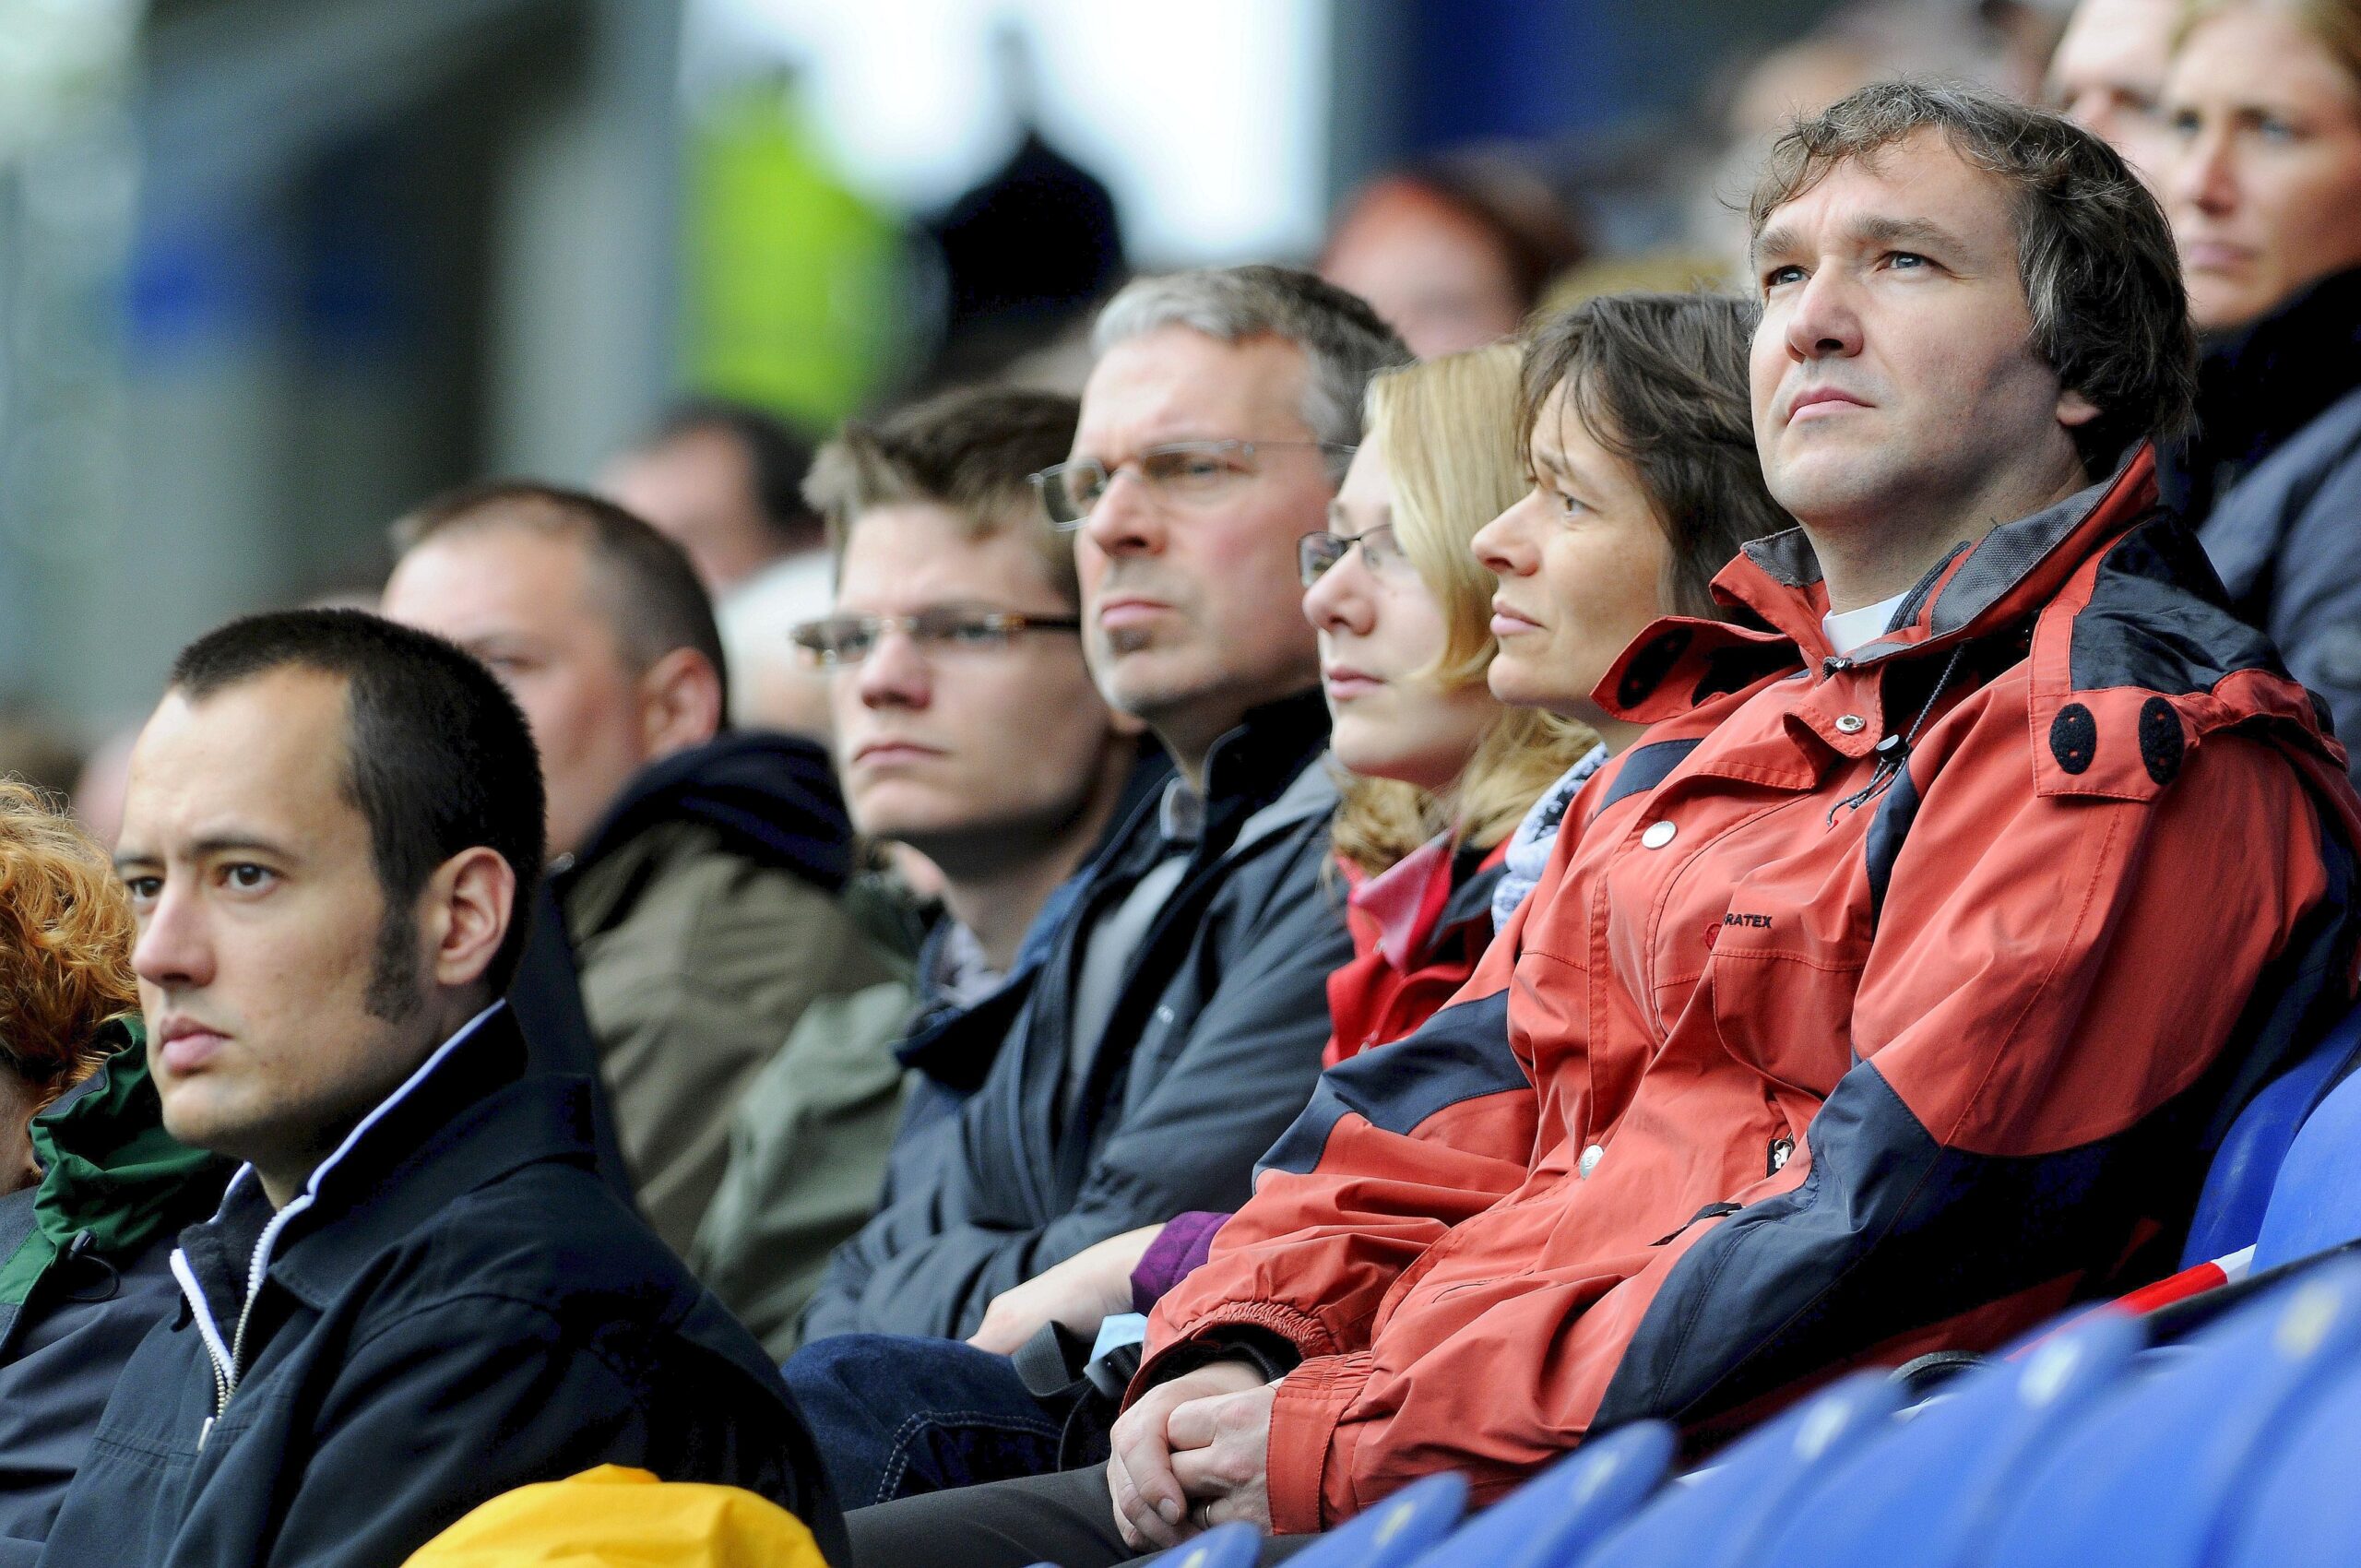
[
  {"xmin": 42, "ymin": 609, "xmax": 840, "ymax": 1568},
  {"xmin": 785, "ymin": 267, "xmax": 1409, "ymax": 1508},
  {"xmin": 381, "ymin": 481, "xmax": 907, "ymax": 1255},
  {"xmin": 0, "ymin": 1026, "xmax": 231, "ymax": 1564}
]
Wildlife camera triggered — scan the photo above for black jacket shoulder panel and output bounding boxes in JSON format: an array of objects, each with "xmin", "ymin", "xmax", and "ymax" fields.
[{"xmin": 2070, "ymin": 512, "xmax": 2289, "ymax": 695}]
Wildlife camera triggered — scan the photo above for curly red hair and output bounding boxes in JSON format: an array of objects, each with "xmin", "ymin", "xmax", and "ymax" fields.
[{"xmin": 0, "ymin": 779, "xmax": 137, "ymax": 1098}]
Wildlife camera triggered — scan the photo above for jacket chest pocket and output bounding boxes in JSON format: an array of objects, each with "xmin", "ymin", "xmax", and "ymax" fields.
[{"xmin": 1690, "ymin": 846, "xmax": 1870, "ymax": 1099}]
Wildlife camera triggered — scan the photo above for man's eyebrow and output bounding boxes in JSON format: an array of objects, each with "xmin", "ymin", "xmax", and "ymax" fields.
[
  {"xmin": 118, "ymin": 835, "xmax": 304, "ymax": 873},
  {"xmin": 191, "ymin": 834, "xmax": 298, "ymax": 861},
  {"xmin": 1750, "ymin": 223, "xmax": 1801, "ymax": 269},
  {"xmin": 1750, "ymin": 214, "xmax": 1968, "ymax": 268},
  {"xmin": 1852, "ymin": 214, "xmax": 1967, "ymax": 254}
]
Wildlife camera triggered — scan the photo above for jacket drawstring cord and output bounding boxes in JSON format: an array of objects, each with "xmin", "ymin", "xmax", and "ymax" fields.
[{"xmin": 1828, "ymin": 641, "xmax": 1971, "ymax": 826}]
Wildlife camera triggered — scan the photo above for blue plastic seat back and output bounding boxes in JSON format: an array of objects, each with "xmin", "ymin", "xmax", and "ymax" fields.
[
  {"xmin": 1143, "ymin": 1521, "xmax": 1261, "ymax": 1568},
  {"xmin": 1562, "ymin": 1371, "xmax": 1904, "ymax": 1568},
  {"xmin": 1756, "ymin": 1306, "xmax": 2145, "ymax": 1568},
  {"xmin": 2253, "ymin": 1038, "xmax": 2361, "ymax": 1269},
  {"xmin": 1404, "ymin": 1421, "xmax": 1675, "ymax": 1568},
  {"xmin": 2182, "ymin": 997, "xmax": 2361, "ymax": 1266},
  {"xmin": 1975, "ymin": 1257, "xmax": 2361, "ymax": 1568},
  {"xmin": 1284, "ymin": 1471, "xmax": 1467, "ymax": 1568},
  {"xmin": 2216, "ymin": 1353, "xmax": 2361, "ymax": 1568}
]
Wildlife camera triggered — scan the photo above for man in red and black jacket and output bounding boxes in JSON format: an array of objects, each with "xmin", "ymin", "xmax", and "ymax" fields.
[{"xmin": 843, "ymin": 84, "xmax": 2361, "ymax": 1568}]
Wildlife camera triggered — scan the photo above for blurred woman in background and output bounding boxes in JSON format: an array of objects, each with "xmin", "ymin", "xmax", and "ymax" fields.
[{"xmin": 2159, "ymin": 0, "xmax": 2361, "ymax": 772}]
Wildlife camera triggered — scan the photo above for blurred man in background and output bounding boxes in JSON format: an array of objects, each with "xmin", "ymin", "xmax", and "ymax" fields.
[
  {"xmin": 604, "ymin": 398, "xmax": 836, "ymax": 738},
  {"xmin": 380, "ymin": 483, "xmax": 904, "ymax": 1257},
  {"xmin": 1317, "ymin": 155, "xmax": 1587, "ymax": 358},
  {"xmin": 2047, "ymin": 0, "xmax": 2181, "ymax": 182}
]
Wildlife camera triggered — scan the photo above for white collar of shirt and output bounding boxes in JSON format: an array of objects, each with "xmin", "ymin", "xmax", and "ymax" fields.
[{"xmin": 1821, "ymin": 589, "xmax": 1913, "ymax": 657}]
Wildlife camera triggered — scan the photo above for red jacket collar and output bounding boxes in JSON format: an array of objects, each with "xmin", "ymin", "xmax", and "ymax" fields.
[{"xmin": 1596, "ymin": 445, "xmax": 2160, "ymax": 728}]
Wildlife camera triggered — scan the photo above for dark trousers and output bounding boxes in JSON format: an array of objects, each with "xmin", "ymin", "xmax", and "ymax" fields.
[
  {"xmin": 847, "ymin": 1464, "xmax": 1322, "ymax": 1568},
  {"xmin": 782, "ymin": 1334, "xmax": 1066, "ymax": 1508}
]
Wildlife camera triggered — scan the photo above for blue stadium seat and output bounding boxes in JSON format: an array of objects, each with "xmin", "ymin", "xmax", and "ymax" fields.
[
  {"xmin": 1561, "ymin": 1370, "xmax": 1904, "ymax": 1568},
  {"xmin": 1284, "ymin": 1471, "xmax": 1467, "ymax": 1568},
  {"xmin": 1402, "ymin": 1420, "xmax": 1675, "ymax": 1568},
  {"xmin": 2215, "ymin": 1354, "xmax": 2361, "ymax": 1568},
  {"xmin": 1755, "ymin": 1306, "xmax": 2144, "ymax": 1568},
  {"xmin": 2184, "ymin": 998, "xmax": 2361, "ymax": 1267},
  {"xmin": 1973, "ymin": 1257, "xmax": 2361, "ymax": 1568},
  {"xmin": 2251, "ymin": 1036, "xmax": 2361, "ymax": 1270}
]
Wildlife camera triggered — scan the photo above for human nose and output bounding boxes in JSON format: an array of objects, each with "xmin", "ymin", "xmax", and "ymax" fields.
[
  {"xmin": 854, "ymin": 624, "xmax": 932, "ymax": 709},
  {"xmin": 1474, "ymin": 494, "xmax": 1539, "ymax": 576},
  {"xmin": 1079, "ymin": 465, "xmax": 1166, "ymax": 560},
  {"xmin": 132, "ymin": 879, "xmax": 213, "ymax": 994},
  {"xmin": 1783, "ymin": 263, "xmax": 1864, "ymax": 362},
  {"xmin": 1300, "ymin": 549, "xmax": 1374, "ymax": 636},
  {"xmin": 2173, "ymin": 119, "xmax": 2238, "ymax": 217}
]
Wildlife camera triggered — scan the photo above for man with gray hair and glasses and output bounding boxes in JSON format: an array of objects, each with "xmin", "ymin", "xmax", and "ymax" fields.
[{"xmin": 787, "ymin": 265, "xmax": 1407, "ymax": 1511}]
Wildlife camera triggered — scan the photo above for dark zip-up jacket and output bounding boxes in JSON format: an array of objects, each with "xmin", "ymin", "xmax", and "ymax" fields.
[
  {"xmin": 2160, "ymin": 266, "xmax": 2361, "ymax": 777},
  {"xmin": 36, "ymin": 1005, "xmax": 843, "ymax": 1568},
  {"xmin": 0, "ymin": 1027, "xmax": 231, "ymax": 1563},
  {"xmin": 801, "ymin": 692, "xmax": 1352, "ymax": 1343}
]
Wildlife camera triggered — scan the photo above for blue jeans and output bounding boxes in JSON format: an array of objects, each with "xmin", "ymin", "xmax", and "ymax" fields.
[{"xmin": 784, "ymin": 1334, "xmax": 1067, "ymax": 1508}]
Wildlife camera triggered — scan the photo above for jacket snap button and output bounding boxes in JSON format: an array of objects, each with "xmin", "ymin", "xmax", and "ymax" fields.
[
  {"xmin": 1641, "ymin": 821, "xmax": 1676, "ymax": 849},
  {"xmin": 1835, "ymin": 714, "xmax": 1867, "ymax": 734},
  {"xmin": 1578, "ymin": 1145, "xmax": 1604, "ymax": 1178}
]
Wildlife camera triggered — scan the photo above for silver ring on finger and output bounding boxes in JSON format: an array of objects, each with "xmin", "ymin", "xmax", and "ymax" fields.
[{"xmin": 1192, "ymin": 1501, "xmax": 1214, "ymax": 1531}]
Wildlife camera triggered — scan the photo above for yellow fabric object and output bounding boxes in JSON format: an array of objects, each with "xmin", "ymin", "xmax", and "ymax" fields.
[{"xmin": 401, "ymin": 1465, "xmax": 828, "ymax": 1568}]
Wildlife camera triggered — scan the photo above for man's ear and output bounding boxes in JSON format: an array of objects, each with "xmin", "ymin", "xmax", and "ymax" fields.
[
  {"xmin": 421, "ymin": 848, "xmax": 516, "ymax": 992},
  {"xmin": 2058, "ymin": 386, "xmax": 2102, "ymax": 429},
  {"xmin": 638, "ymin": 647, "xmax": 726, "ymax": 758}
]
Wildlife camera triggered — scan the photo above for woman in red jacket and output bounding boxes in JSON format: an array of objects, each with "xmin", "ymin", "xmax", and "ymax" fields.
[{"xmin": 966, "ymin": 343, "xmax": 1594, "ymax": 1357}]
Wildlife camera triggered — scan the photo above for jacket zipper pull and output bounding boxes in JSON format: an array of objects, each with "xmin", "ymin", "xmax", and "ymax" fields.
[
  {"xmin": 197, "ymin": 1415, "xmax": 214, "ymax": 1453},
  {"xmin": 1769, "ymin": 1136, "xmax": 1796, "ymax": 1176}
]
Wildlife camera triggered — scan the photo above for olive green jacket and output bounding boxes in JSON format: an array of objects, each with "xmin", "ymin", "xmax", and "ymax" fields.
[{"xmin": 689, "ymin": 977, "xmax": 918, "ymax": 1359}]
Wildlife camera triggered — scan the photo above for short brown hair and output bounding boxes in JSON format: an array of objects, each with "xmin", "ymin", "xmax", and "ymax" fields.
[
  {"xmin": 0, "ymin": 779, "xmax": 137, "ymax": 1096},
  {"xmin": 804, "ymin": 387, "xmax": 1083, "ymax": 603},
  {"xmin": 1520, "ymin": 291, "xmax": 1796, "ymax": 619},
  {"xmin": 1748, "ymin": 79, "xmax": 2197, "ymax": 477},
  {"xmin": 390, "ymin": 481, "xmax": 730, "ymax": 716}
]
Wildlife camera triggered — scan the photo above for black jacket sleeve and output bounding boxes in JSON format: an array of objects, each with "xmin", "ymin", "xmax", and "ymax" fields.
[{"xmin": 247, "ymin": 1294, "xmax": 845, "ymax": 1568}]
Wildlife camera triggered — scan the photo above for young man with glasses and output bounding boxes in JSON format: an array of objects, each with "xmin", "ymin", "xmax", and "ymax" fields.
[
  {"xmin": 691, "ymin": 386, "xmax": 1155, "ymax": 1360},
  {"xmin": 788, "ymin": 267, "xmax": 1409, "ymax": 1511}
]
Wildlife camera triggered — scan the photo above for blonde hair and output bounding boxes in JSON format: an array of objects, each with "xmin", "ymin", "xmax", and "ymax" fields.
[
  {"xmin": 0, "ymin": 780, "xmax": 137, "ymax": 1099},
  {"xmin": 1329, "ymin": 345, "xmax": 1598, "ymax": 878},
  {"xmin": 2182, "ymin": 0, "xmax": 2361, "ymax": 89}
]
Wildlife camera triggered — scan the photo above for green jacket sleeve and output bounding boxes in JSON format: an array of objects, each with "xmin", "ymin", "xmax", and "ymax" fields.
[{"xmin": 689, "ymin": 979, "xmax": 917, "ymax": 1360}]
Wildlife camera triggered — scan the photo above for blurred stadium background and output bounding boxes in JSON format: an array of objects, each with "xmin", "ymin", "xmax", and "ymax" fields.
[{"xmin": 0, "ymin": 0, "xmax": 2064, "ymax": 758}]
